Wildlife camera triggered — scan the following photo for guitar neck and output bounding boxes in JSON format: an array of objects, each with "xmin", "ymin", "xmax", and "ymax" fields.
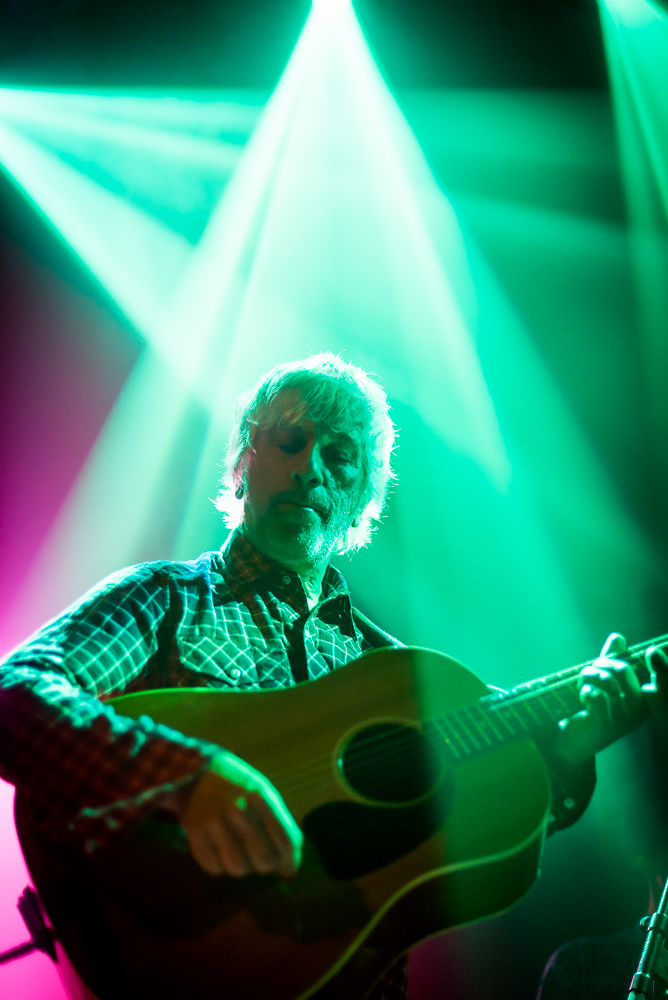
[{"xmin": 429, "ymin": 633, "xmax": 668, "ymax": 763}]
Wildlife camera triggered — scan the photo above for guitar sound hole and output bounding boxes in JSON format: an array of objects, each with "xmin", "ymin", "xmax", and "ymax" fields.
[{"xmin": 338, "ymin": 723, "xmax": 443, "ymax": 803}]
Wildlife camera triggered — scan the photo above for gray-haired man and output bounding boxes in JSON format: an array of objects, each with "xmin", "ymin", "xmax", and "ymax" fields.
[{"xmin": 0, "ymin": 353, "xmax": 662, "ymax": 1000}]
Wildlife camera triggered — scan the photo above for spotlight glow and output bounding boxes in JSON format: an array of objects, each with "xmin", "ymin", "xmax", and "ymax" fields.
[
  {"xmin": 602, "ymin": 0, "xmax": 662, "ymax": 27},
  {"xmin": 598, "ymin": 0, "xmax": 668, "ymax": 494},
  {"xmin": 312, "ymin": 0, "xmax": 351, "ymax": 9},
  {"xmin": 0, "ymin": 119, "xmax": 191, "ymax": 334},
  {"xmin": 0, "ymin": 4, "xmax": 657, "ymax": 719}
]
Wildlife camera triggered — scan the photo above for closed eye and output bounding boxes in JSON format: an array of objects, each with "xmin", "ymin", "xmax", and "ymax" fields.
[
  {"xmin": 277, "ymin": 432, "xmax": 307, "ymax": 454},
  {"xmin": 326, "ymin": 449, "xmax": 356, "ymax": 465}
]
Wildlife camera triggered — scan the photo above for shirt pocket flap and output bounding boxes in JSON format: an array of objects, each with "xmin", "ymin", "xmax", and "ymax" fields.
[{"xmin": 176, "ymin": 628, "xmax": 261, "ymax": 687}]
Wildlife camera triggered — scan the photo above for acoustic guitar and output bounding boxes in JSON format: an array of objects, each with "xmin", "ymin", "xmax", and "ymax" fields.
[{"xmin": 14, "ymin": 639, "xmax": 664, "ymax": 1000}]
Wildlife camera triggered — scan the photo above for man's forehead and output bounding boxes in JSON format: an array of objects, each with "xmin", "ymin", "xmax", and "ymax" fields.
[
  {"xmin": 268, "ymin": 417, "xmax": 363, "ymax": 448},
  {"xmin": 260, "ymin": 389, "xmax": 366, "ymax": 443}
]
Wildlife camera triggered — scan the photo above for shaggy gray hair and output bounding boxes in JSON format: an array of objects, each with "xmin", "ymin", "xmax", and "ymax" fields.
[{"xmin": 214, "ymin": 353, "xmax": 396, "ymax": 552}]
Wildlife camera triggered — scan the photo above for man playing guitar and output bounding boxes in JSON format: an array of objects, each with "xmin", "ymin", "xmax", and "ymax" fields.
[{"xmin": 0, "ymin": 353, "xmax": 665, "ymax": 1000}]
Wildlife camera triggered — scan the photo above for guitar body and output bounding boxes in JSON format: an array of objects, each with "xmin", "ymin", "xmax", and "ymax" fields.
[{"xmin": 16, "ymin": 647, "xmax": 551, "ymax": 1000}]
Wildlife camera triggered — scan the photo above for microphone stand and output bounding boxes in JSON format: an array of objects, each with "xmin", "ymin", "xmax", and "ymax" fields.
[{"xmin": 630, "ymin": 877, "xmax": 668, "ymax": 1000}]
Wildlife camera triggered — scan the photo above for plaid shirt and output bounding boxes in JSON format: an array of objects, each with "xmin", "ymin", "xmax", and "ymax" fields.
[
  {"xmin": 0, "ymin": 528, "xmax": 408, "ymax": 999},
  {"xmin": 0, "ymin": 528, "xmax": 595, "ymax": 1000}
]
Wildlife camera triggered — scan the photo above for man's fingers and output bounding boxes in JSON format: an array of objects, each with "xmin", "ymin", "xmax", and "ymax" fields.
[
  {"xmin": 185, "ymin": 828, "xmax": 222, "ymax": 875},
  {"xmin": 186, "ymin": 820, "xmax": 252, "ymax": 877},
  {"xmin": 554, "ymin": 633, "xmax": 665, "ymax": 764},
  {"xmin": 642, "ymin": 646, "xmax": 668, "ymax": 712},
  {"xmin": 579, "ymin": 683, "xmax": 614, "ymax": 728},
  {"xmin": 600, "ymin": 632, "xmax": 627, "ymax": 658},
  {"xmin": 189, "ymin": 806, "xmax": 292, "ymax": 879},
  {"xmin": 256, "ymin": 789, "xmax": 303, "ymax": 861},
  {"xmin": 209, "ymin": 750, "xmax": 302, "ymax": 864},
  {"xmin": 579, "ymin": 654, "xmax": 647, "ymax": 743},
  {"xmin": 580, "ymin": 665, "xmax": 632, "ymax": 706},
  {"xmin": 178, "ymin": 757, "xmax": 303, "ymax": 879},
  {"xmin": 251, "ymin": 793, "xmax": 301, "ymax": 876},
  {"xmin": 226, "ymin": 799, "xmax": 283, "ymax": 875},
  {"xmin": 579, "ymin": 632, "xmax": 666, "ymax": 730},
  {"xmin": 645, "ymin": 645, "xmax": 668, "ymax": 688}
]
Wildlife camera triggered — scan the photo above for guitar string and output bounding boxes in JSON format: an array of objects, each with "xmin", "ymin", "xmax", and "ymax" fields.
[
  {"xmin": 266, "ymin": 638, "xmax": 668, "ymax": 798},
  {"xmin": 248, "ymin": 634, "xmax": 668, "ymax": 800},
  {"xmin": 263, "ymin": 679, "xmax": 591, "ymax": 800},
  {"xmin": 271, "ymin": 697, "xmax": 563, "ymax": 798}
]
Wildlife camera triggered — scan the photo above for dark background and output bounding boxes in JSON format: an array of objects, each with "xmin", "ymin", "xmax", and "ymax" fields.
[{"xmin": 0, "ymin": 0, "xmax": 612, "ymax": 90}]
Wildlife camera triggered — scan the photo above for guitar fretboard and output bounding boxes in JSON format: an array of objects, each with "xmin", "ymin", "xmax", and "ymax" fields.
[{"xmin": 426, "ymin": 633, "xmax": 668, "ymax": 763}]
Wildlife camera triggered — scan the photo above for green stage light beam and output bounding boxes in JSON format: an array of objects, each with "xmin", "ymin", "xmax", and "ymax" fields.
[
  {"xmin": 0, "ymin": 118, "xmax": 191, "ymax": 337},
  {"xmin": 161, "ymin": 0, "xmax": 657, "ymax": 684},
  {"xmin": 3, "ymin": 4, "xmax": 661, "ymax": 690},
  {"xmin": 0, "ymin": 83, "xmax": 278, "ymax": 632},
  {"xmin": 0, "ymin": 87, "xmax": 264, "ymax": 137},
  {"xmin": 0, "ymin": 88, "xmax": 249, "ymax": 244},
  {"xmin": 3, "ymin": 352, "xmax": 203, "ymax": 647},
  {"xmin": 0, "ymin": 89, "xmax": 266, "ymax": 375},
  {"xmin": 0, "ymin": 90, "xmax": 244, "ymax": 175},
  {"xmin": 598, "ymin": 0, "xmax": 668, "ymax": 504},
  {"xmin": 170, "ymin": 0, "xmax": 516, "ymax": 561},
  {"xmin": 0, "ymin": 78, "xmax": 275, "ymax": 633},
  {"xmin": 0, "ymin": 104, "xmax": 255, "ymax": 388}
]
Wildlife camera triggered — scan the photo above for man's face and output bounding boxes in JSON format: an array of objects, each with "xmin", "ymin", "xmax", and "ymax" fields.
[{"xmin": 242, "ymin": 395, "xmax": 367, "ymax": 573}]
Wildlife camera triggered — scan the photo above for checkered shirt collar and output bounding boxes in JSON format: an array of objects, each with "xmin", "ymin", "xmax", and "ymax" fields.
[{"xmin": 219, "ymin": 528, "xmax": 351, "ymax": 605}]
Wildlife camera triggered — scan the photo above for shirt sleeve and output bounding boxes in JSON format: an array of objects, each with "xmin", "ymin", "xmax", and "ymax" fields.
[{"xmin": 0, "ymin": 565, "xmax": 220, "ymax": 852}]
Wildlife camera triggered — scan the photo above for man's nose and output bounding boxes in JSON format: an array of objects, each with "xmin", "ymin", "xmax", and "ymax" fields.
[{"xmin": 291, "ymin": 442, "xmax": 324, "ymax": 488}]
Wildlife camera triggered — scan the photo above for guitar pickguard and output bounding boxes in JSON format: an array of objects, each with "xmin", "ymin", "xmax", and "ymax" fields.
[{"xmin": 303, "ymin": 775, "xmax": 454, "ymax": 880}]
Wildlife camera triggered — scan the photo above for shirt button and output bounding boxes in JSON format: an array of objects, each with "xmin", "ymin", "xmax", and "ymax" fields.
[
  {"xmin": 563, "ymin": 798, "xmax": 575, "ymax": 810},
  {"xmin": 229, "ymin": 668, "xmax": 242, "ymax": 679},
  {"xmin": 282, "ymin": 575, "xmax": 291, "ymax": 585}
]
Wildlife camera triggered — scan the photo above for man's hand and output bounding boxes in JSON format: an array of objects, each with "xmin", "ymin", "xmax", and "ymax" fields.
[
  {"xmin": 166, "ymin": 751, "xmax": 303, "ymax": 878},
  {"xmin": 552, "ymin": 633, "xmax": 668, "ymax": 766}
]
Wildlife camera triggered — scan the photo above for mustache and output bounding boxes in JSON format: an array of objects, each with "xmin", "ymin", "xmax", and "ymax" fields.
[{"xmin": 271, "ymin": 492, "xmax": 328, "ymax": 516}]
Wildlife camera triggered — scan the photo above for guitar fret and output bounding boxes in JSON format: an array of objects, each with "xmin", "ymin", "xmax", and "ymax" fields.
[
  {"xmin": 455, "ymin": 708, "xmax": 483, "ymax": 752},
  {"xmin": 535, "ymin": 683, "xmax": 581, "ymax": 724},
  {"xmin": 531, "ymin": 694, "xmax": 562, "ymax": 724},
  {"xmin": 449, "ymin": 718, "xmax": 475, "ymax": 755},
  {"xmin": 432, "ymin": 717, "xmax": 466, "ymax": 761},
  {"xmin": 464, "ymin": 703, "xmax": 495, "ymax": 746},
  {"xmin": 440, "ymin": 710, "xmax": 478, "ymax": 757},
  {"xmin": 480, "ymin": 707, "xmax": 504, "ymax": 741},
  {"xmin": 504, "ymin": 703, "xmax": 531, "ymax": 735},
  {"xmin": 553, "ymin": 685, "xmax": 581, "ymax": 715},
  {"xmin": 520, "ymin": 702, "xmax": 544, "ymax": 727},
  {"xmin": 488, "ymin": 702, "xmax": 519, "ymax": 739}
]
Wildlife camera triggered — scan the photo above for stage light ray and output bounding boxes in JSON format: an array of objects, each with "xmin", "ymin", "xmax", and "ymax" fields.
[
  {"xmin": 166, "ymin": 0, "xmax": 657, "ymax": 688},
  {"xmin": 171, "ymin": 0, "xmax": 515, "ymax": 561},
  {"xmin": 0, "ymin": 87, "xmax": 264, "ymax": 137},
  {"xmin": 1, "ymin": 356, "xmax": 199, "ymax": 649},
  {"xmin": 598, "ymin": 0, "xmax": 668, "ymax": 499},
  {"xmin": 0, "ymin": 91, "xmax": 244, "ymax": 175},
  {"xmin": 0, "ymin": 88, "xmax": 270, "ymax": 367},
  {"xmin": 0, "ymin": 119, "xmax": 191, "ymax": 336},
  {"xmin": 0, "ymin": 2, "xmax": 660, "ymax": 693},
  {"xmin": 0, "ymin": 111, "xmax": 254, "ymax": 391},
  {"xmin": 602, "ymin": 0, "xmax": 663, "ymax": 29}
]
